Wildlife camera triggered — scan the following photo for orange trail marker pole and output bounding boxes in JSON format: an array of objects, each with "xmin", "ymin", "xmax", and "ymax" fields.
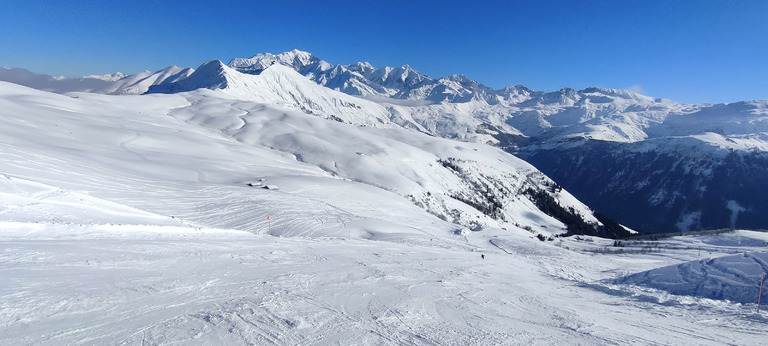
[{"xmin": 759, "ymin": 272, "xmax": 766, "ymax": 313}]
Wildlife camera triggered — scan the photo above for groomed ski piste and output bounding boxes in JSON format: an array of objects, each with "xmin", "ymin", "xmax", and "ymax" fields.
[{"xmin": 1, "ymin": 81, "xmax": 767, "ymax": 344}]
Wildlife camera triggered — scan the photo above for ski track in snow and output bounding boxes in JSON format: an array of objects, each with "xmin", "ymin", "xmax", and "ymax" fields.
[{"xmin": 4, "ymin": 227, "xmax": 766, "ymax": 345}]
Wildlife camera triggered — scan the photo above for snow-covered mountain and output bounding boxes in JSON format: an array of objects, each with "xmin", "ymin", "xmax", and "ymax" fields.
[
  {"xmin": 222, "ymin": 50, "xmax": 768, "ymax": 233},
  {"xmin": 0, "ymin": 65, "xmax": 193, "ymax": 95},
  {"xmin": 144, "ymin": 62, "xmax": 617, "ymax": 236},
  {"xmin": 104, "ymin": 66, "xmax": 193, "ymax": 94},
  {"xmin": 228, "ymin": 49, "xmax": 526, "ymax": 104},
  {"xmin": 229, "ymin": 50, "xmax": 436, "ymax": 100},
  {"xmin": 0, "ymin": 67, "xmax": 115, "ymax": 93},
  {"xmin": 148, "ymin": 60, "xmax": 428, "ymax": 129},
  {"xmin": 221, "ymin": 51, "xmax": 697, "ymax": 147},
  {"xmin": 3, "ymin": 54, "xmax": 768, "ymax": 345},
  {"xmin": 0, "ymin": 75, "xmax": 618, "ymax": 240},
  {"xmin": 4, "ymin": 50, "xmax": 767, "ymax": 233},
  {"xmin": 516, "ymin": 100, "xmax": 768, "ymax": 233}
]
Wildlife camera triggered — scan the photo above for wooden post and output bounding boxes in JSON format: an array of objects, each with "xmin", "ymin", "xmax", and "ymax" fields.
[{"xmin": 759, "ymin": 272, "xmax": 766, "ymax": 313}]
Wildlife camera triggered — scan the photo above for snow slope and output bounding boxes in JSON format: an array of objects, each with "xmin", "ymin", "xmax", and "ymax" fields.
[
  {"xmin": 617, "ymin": 251, "xmax": 768, "ymax": 304},
  {"xmin": 4, "ymin": 225, "xmax": 766, "ymax": 345},
  {"xmin": 1, "ymin": 81, "xmax": 767, "ymax": 344},
  {"xmin": 0, "ymin": 175, "xmax": 186, "ymax": 228}
]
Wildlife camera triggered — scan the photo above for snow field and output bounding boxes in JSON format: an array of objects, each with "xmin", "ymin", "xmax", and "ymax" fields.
[
  {"xmin": 1, "ymin": 81, "xmax": 767, "ymax": 344},
  {"xmin": 3, "ymin": 222, "xmax": 767, "ymax": 344}
]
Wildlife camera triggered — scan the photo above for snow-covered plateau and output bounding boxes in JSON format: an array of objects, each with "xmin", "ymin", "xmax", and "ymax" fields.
[{"xmin": 1, "ymin": 50, "xmax": 767, "ymax": 344}]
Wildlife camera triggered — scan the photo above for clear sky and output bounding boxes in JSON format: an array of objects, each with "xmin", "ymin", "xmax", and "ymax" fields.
[{"xmin": 1, "ymin": 0, "xmax": 766, "ymax": 104}]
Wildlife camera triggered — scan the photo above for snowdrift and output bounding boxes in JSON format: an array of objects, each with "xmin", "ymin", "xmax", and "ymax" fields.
[{"xmin": 615, "ymin": 251, "xmax": 768, "ymax": 304}]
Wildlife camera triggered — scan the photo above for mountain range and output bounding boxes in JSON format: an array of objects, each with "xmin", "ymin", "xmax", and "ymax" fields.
[{"xmin": 3, "ymin": 49, "xmax": 767, "ymax": 234}]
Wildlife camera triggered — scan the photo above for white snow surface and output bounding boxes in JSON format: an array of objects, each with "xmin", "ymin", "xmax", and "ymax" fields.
[
  {"xmin": 617, "ymin": 251, "xmax": 768, "ymax": 304},
  {"xmin": 614, "ymin": 231, "xmax": 768, "ymax": 304},
  {"xmin": 1, "ymin": 81, "xmax": 767, "ymax": 344}
]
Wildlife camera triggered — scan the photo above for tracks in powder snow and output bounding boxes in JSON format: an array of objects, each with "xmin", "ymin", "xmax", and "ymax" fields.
[{"xmin": 3, "ymin": 225, "xmax": 767, "ymax": 344}]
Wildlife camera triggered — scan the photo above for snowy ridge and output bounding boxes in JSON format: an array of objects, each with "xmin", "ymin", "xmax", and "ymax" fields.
[
  {"xmin": 229, "ymin": 49, "xmax": 322, "ymax": 74},
  {"xmin": 0, "ymin": 66, "xmax": 194, "ymax": 95},
  {"xmin": 148, "ymin": 61, "xmax": 402, "ymax": 127},
  {"xmin": 146, "ymin": 60, "xmax": 230, "ymax": 93},
  {"xmin": 106, "ymin": 66, "xmax": 194, "ymax": 94},
  {"xmin": 229, "ymin": 50, "xmax": 435, "ymax": 99},
  {"xmin": 0, "ymin": 67, "xmax": 115, "ymax": 93},
  {"xmin": 82, "ymin": 72, "xmax": 127, "ymax": 81}
]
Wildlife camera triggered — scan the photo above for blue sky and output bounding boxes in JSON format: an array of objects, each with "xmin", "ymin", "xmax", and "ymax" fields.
[{"xmin": 1, "ymin": 0, "xmax": 766, "ymax": 104}]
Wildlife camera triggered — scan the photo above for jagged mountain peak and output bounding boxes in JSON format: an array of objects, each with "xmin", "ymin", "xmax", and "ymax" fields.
[
  {"xmin": 260, "ymin": 49, "xmax": 318, "ymax": 68},
  {"xmin": 146, "ymin": 60, "xmax": 230, "ymax": 94},
  {"xmin": 228, "ymin": 49, "xmax": 320, "ymax": 75},
  {"xmin": 227, "ymin": 51, "xmax": 458, "ymax": 100},
  {"xmin": 227, "ymin": 50, "xmax": 668, "ymax": 107},
  {"xmin": 183, "ymin": 59, "xmax": 229, "ymax": 81},
  {"xmin": 373, "ymin": 64, "xmax": 432, "ymax": 88},
  {"xmin": 82, "ymin": 72, "xmax": 128, "ymax": 81},
  {"xmin": 392, "ymin": 64, "xmax": 419, "ymax": 75},
  {"xmin": 443, "ymin": 74, "xmax": 471, "ymax": 83},
  {"xmin": 578, "ymin": 86, "xmax": 656, "ymax": 103},
  {"xmin": 350, "ymin": 61, "xmax": 375, "ymax": 73},
  {"xmin": 198, "ymin": 59, "xmax": 228, "ymax": 70},
  {"xmin": 225, "ymin": 51, "xmax": 668, "ymax": 108}
]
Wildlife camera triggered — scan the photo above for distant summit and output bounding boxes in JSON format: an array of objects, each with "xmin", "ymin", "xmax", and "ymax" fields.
[
  {"xmin": 83, "ymin": 72, "xmax": 127, "ymax": 82},
  {"xmin": 0, "ymin": 66, "xmax": 192, "ymax": 95},
  {"xmin": 223, "ymin": 50, "xmax": 661, "ymax": 107},
  {"xmin": 229, "ymin": 49, "xmax": 322, "ymax": 75},
  {"xmin": 147, "ymin": 60, "xmax": 229, "ymax": 94}
]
